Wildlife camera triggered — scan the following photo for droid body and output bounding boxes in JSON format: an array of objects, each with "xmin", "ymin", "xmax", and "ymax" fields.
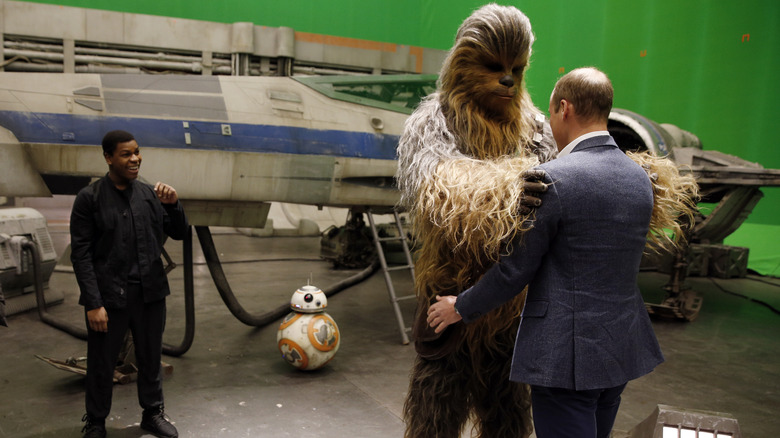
[{"xmin": 277, "ymin": 285, "xmax": 340, "ymax": 370}]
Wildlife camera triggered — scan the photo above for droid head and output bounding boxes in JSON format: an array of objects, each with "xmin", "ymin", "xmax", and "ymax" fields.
[{"xmin": 290, "ymin": 284, "xmax": 327, "ymax": 313}]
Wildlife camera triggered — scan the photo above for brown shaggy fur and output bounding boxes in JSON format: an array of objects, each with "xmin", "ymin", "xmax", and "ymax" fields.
[
  {"xmin": 628, "ymin": 152, "xmax": 699, "ymax": 252},
  {"xmin": 397, "ymin": 6, "xmax": 698, "ymax": 438},
  {"xmin": 397, "ymin": 4, "xmax": 556, "ymax": 438}
]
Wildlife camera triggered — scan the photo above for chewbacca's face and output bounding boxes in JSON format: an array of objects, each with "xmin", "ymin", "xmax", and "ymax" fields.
[
  {"xmin": 442, "ymin": 44, "xmax": 528, "ymax": 121},
  {"xmin": 440, "ymin": 5, "xmax": 534, "ymax": 121},
  {"xmin": 470, "ymin": 52, "xmax": 527, "ymax": 117}
]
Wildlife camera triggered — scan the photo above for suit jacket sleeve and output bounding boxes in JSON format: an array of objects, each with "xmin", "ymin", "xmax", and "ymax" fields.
[{"xmin": 455, "ymin": 172, "xmax": 561, "ymax": 322}]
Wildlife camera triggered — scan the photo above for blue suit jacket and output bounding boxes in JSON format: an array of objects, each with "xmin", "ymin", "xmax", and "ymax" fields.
[{"xmin": 456, "ymin": 135, "xmax": 664, "ymax": 391}]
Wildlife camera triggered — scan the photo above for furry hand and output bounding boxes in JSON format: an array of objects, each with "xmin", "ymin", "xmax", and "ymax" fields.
[
  {"xmin": 427, "ymin": 295, "xmax": 462, "ymax": 333},
  {"xmin": 519, "ymin": 169, "xmax": 548, "ymax": 214}
]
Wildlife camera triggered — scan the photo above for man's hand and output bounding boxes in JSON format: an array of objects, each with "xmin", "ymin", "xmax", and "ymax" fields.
[
  {"xmin": 519, "ymin": 169, "xmax": 548, "ymax": 215},
  {"xmin": 87, "ymin": 307, "xmax": 109, "ymax": 333},
  {"xmin": 427, "ymin": 295, "xmax": 462, "ymax": 333},
  {"xmin": 154, "ymin": 182, "xmax": 179, "ymax": 204}
]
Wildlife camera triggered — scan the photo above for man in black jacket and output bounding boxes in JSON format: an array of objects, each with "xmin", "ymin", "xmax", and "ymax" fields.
[{"xmin": 70, "ymin": 130, "xmax": 188, "ymax": 438}]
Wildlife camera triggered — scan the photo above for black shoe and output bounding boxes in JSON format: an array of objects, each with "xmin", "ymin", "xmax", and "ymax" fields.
[
  {"xmin": 141, "ymin": 406, "xmax": 178, "ymax": 438},
  {"xmin": 81, "ymin": 414, "xmax": 106, "ymax": 438}
]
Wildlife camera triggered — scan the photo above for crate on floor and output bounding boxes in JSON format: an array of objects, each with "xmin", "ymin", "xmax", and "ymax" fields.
[
  {"xmin": 685, "ymin": 243, "xmax": 710, "ymax": 277},
  {"xmin": 708, "ymin": 244, "xmax": 749, "ymax": 279}
]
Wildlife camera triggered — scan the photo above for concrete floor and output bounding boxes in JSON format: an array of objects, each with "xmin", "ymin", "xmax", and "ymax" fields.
[{"xmin": 1, "ymin": 205, "xmax": 779, "ymax": 437}]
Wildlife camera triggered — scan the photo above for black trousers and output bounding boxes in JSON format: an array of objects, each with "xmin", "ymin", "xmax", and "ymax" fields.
[
  {"xmin": 85, "ymin": 283, "xmax": 166, "ymax": 420},
  {"xmin": 530, "ymin": 383, "xmax": 627, "ymax": 438}
]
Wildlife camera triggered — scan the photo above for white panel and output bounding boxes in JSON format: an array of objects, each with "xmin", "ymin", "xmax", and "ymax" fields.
[
  {"xmin": 0, "ymin": 130, "xmax": 51, "ymax": 197},
  {"xmin": 231, "ymin": 22, "xmax": 254, "ymax": 53},
  {"xmin": 421, "ymin": 47, "xmax": 447, "ymax": 75},
  {"xmin": 3, "ymin": 1, "xmax": 88, "ymax": 40},
  {"xmin": 253, "ymin": 26, "xmax": 280, "ymax": 57},
  {"xmin": 83, "ymin": 8, "xmax": 125, "ymax": 46},
  {"xmin": 140, "ymin": 148, "xmax": 234, "ymax": 200},
  {"xmin": 295, "ymin": 40, "xmax": 381, "ymax": 70},
  {"xmin": 122, "ymin": 14, "xmax": 231, "ymax": 53},
  {"xmin": 25, "ymin": 144, "xmax": 105, "ymax": 177},
  {"xmin": 2, "ymin": 1, "xmax": 447, "ymax": 74}
]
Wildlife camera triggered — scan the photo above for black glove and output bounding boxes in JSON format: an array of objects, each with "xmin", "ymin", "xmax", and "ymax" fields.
[{"xmin": 519, "ymin": 169, "xmax": 548, "ymax": 215}]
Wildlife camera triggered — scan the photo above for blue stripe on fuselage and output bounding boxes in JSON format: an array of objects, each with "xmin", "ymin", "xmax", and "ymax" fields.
[{"xmin": 0, "ymin": 111, "xmax": 399, "ymax": 160}]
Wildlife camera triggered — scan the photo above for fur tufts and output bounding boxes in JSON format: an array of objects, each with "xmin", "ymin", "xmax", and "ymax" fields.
[
  {"xmin": 398, "ymin": 4, "xmax": 552, "ymax": 438},
  {"xmin": 627, "ymin": 152, "xmax": 700, "ymax": 251}
]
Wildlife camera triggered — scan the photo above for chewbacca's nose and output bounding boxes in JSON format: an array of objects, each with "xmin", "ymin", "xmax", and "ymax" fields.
[{"xmin": 499, "ymin": 75, "xmax": 514, "ymax": 87}]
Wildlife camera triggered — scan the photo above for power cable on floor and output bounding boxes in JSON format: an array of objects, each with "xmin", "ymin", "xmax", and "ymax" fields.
[
  {"xmin": 55, "ymin": 258, "xmax": 328, "ymax": 273},
  {"xmin": 708, "ymin": 278, "xmax": 780, "ymax": 316},
  {"xmin": 745, "ymin": 275, "xmax": 780, "ymax": 288},
  {"xmin": 194, "ymin": 258, "xmax": 323, "ymax": 265}
]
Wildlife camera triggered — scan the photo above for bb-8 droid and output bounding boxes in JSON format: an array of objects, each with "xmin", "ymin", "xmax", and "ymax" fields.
[{"xmin": 277, "ymin": 284, "xmax": 341, "ymax": 370}]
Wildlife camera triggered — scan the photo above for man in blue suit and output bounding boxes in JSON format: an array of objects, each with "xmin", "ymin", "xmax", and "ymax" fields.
[{"xmin": 427, "ymin": 67, "xmax": 664, "ymax": 438}]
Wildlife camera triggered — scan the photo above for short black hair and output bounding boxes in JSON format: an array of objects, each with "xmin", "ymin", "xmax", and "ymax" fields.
[{"xmin": 101, "ymin": 130, "xmax": 135, "ymax": 156}]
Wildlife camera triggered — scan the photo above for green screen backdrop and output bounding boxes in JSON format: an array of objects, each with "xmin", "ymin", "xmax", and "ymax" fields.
[{"xmin": 19, "ymin": 0, "xmax": 780, "ymax": 275}]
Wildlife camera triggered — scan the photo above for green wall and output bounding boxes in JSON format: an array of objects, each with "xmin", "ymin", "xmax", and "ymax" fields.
[{"xmin": 18, "ymin": 0, "xmax": 780, "ymax": 273}]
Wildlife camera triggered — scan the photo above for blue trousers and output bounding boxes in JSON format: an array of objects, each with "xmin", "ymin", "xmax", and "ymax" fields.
[{"xmin": 530, "ymin": 383, "xmax": 627, "ymax": 438}]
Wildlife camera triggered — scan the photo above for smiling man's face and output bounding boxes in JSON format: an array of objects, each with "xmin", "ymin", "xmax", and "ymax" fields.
[{"xmin": 105, "ymin": 139, "xmax": 141, "ymax": 188}]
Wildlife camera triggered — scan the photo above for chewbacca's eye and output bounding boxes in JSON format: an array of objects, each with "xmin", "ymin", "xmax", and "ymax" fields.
[
  {"xmin": 486, "ymin": 63, "xmax": 503, "ymax": 72},
  {"xmin": 512, "ymin": 67, "xmax": 524, "ymax": 75}
]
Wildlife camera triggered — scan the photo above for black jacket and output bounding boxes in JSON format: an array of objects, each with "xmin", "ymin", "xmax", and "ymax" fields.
[{"xmin": 70, "ymin": 175, "xmax": 188, "ymax": 310}]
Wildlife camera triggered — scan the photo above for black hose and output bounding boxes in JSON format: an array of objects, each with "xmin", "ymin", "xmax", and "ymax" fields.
[
  {"xmin": 32, "ymin": 224, "xmax": 374, "ymax": 350},
  {"xmin": 162, "ymin": 226, "xmax": 196, "ymax": 356},
  {"xmin": 29, "ymin": 228, "xmax": 197, "ymax": 356},
  {"xmin": 709, "ymin": 277, "xmax": 780, "ymax": 316},
  {"xmin": 26, "ymin": 238, "xmax": 88, "ymax": 340},
  {"xmin": 195, "ymin": 225, "xmax": 379, "ymax": 327}
]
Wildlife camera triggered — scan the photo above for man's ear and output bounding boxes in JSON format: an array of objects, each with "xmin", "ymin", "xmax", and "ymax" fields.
[
  {"xmin": 104, "ymin": 153, "xmax": 112, "ymax": 165},
  {"xmin": 560, "ymin": 99, "xmax": 571, "ymax": 119}
]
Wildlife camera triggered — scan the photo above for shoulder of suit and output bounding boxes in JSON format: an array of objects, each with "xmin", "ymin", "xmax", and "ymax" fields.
[{"xmin": 578, "ymin": 134, "xmax": 617, "ymax": 147}]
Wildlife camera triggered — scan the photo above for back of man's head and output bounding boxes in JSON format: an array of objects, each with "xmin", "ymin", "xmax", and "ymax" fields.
[
  {"xmin": 102, "ymin": 130, "xmax": 135, "ymax": 156},
  {"xmin": 551, "ymin": 67, "xmax": 613, "ymax": 123}
]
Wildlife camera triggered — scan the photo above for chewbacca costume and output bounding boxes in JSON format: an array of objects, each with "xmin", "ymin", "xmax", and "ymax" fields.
[
  {"xmin": 396, "ymin": 5, "xmax": 698, "ymax": 438},
  {"xmin": 397, "ymin": 5, "xmax": 556, "ymax": 438}
]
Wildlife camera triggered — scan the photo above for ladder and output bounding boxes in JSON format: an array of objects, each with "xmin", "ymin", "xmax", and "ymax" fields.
[{"xmin": 364, "ymin": 207, "xmax": 416, "ymax": 345}]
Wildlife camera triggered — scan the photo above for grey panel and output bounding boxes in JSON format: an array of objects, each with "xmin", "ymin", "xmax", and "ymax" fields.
[
  {"xmin": 73, "ymin": 86, "xmax": 100, "ymax": 96},
  {"xmin": 74, "ymin": 99, "xmax": 103, "ymax": 111},
  {"xmin": 104, "ymin": 91, "xmax": 228, "ymax": 120},
  {"xmin": 100, "ymin": 74, "xmax": 222, "ymax": 94}
]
